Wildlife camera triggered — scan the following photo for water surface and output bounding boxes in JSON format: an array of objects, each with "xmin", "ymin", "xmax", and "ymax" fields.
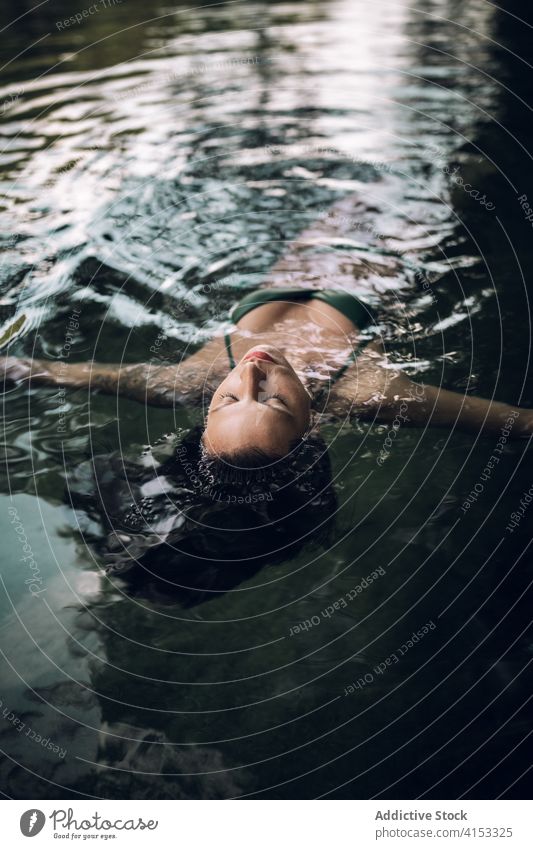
[{"xmin": 0, "ymin": 0, "xmax": 532, "ymax": 799}]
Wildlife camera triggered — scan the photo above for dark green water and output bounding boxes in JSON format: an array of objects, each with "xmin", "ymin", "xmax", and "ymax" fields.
[{"xmin": 0, "ymin": 0, "xmax": 532, "ymax": 799}]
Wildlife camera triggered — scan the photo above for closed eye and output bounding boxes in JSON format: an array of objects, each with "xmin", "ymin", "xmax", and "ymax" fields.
[
  {"xmin": 262, "ymin": 393, "xmax": 288, "ymax": 406},
  {"xmin": 218, "ymin": 392, "xmax": 288, "ymax": 407}
]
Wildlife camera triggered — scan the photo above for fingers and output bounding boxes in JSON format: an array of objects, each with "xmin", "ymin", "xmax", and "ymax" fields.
[{"xmin": 0, "ymin": 355, "xmax": 33, "ymax": 384}]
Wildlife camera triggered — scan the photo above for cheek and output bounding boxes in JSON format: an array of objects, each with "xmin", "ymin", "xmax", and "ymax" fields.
[{"xmin": 282, "ymin": 383, "xmax": 309, "ymax": 422}]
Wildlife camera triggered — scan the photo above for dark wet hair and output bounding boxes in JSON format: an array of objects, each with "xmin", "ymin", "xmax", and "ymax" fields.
[
  {"xmin": 197, "ymin": 432, "xmax": 316, "ymax": 482},
  {"xmin": 72, "ymin": 426, "xmax": 337, "ymax": 606}
]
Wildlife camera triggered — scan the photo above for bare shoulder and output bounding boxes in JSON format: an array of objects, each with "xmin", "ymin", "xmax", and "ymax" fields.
[
  {"xmin": 324, "ymin": 348, "xmax": 416, "ymax": 419},
  {"xmin": 175, "ymin": 334, "xmax": 229, "ymax": 387},
  {"xmin": 114, "ymin": 339, "xmax": 227, "ymax": 407},
  {"xmin": 179, "ymin": 334, "xmax": 226, "ymax": 367},
  {"xmin": 141, "ymin": 335, "xmax": 228, "ymax": 402}
]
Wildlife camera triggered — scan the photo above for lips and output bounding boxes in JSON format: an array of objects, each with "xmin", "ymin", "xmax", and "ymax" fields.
[{"xmin": 243, "ymin": 350, "xmax": 275, "ymax": 363}]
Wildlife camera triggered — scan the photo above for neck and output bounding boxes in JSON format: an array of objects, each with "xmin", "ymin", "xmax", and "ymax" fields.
[{"xmin": 228, "ymin": 327, "xmax": 356, "ymax": 390}]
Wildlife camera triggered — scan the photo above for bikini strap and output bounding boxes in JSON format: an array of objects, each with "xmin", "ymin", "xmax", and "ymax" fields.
[
  {"xmin": 224, "ymin": 330, "xmax": 236, "ymax": 370},
  {"xmin": 329, "ymin": 338, "xmax": 367, "ymax": 384}
]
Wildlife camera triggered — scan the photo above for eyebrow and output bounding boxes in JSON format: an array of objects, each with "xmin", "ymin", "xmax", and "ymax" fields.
[{"xmin": 211, "ymin": 399, "xmax": 294, "ymax": 418}]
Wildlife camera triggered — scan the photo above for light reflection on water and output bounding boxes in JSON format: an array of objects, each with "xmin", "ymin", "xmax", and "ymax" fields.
[{"xmin": 0, "ymin": 0, "xmax": 532, "ymax": 799}]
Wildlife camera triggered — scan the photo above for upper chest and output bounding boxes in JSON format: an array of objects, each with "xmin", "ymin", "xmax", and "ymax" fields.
[{"xmin": 234, "ymin": 298, "xmax": 358, "ymax": 336}]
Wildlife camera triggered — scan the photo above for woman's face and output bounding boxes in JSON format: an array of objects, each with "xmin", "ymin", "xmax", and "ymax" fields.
[{"xmin": 203, "ymin": 346, "xmax": 311, "ymax": 461}]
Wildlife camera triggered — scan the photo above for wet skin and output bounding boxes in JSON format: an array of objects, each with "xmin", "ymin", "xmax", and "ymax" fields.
[
  {"xmin": 203, "ymin": 346, "xmax": 312, "ymax": 460},
  {"xmin": 1, "ymin": 295, "xmax": 532, "ymax": 449}
]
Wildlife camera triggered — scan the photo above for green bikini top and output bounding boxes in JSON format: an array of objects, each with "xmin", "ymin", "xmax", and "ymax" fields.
[{"xmin": 223, "ymin": 287, "xmax": 375, "ymax": 384}]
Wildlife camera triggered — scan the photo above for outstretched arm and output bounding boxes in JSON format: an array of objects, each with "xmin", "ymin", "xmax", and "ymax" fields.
[
  {"xmin": 0, "ymin": 338, "xmax": 224, "ymax": 407},
  {"xmin": 0, "ymin": 356, "xmax": 181, "ymax": 406},
  {"xmin": 378, "ymin": 373, "xmax": 532, "ymax": 437},
  {"xmin": 332, "ymin": 354, "xmax": 533, "ymax": 438}
]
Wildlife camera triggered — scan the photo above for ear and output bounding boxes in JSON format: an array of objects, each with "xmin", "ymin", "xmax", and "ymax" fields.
[{"xmin": 302, "ymin": 413, "xmax": 320, "ymax": 441}]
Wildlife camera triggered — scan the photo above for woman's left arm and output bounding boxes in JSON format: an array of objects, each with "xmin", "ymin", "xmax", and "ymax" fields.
[
  {"xmin": 0, "ymin": 336, "xmax": 225, "ymax": 407},
  {"xmin": 0, "ymin": 354, "xmax": 211, "ymax": 407}
]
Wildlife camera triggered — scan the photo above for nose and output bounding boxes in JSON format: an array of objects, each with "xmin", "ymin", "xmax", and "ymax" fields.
[{"xmin": 239, "ymin": 360, "xmax": 266, "ymax": 400}]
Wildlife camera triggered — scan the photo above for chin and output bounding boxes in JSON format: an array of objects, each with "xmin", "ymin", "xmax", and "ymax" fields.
[{"xmin": 242, "ymin": 344, "xmax": 290, "ymax": 367}]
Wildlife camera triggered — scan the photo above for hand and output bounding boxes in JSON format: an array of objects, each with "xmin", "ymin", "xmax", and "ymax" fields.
[
  {"xmin": 516, "ymin": 408, "xmax": 533, "ymax": 438},
  {"xmin": 0, "ymin": 355, "xmax": 33, "ymax": 384}
]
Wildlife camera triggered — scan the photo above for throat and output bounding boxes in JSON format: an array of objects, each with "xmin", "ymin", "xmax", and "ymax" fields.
[{"xmin": 227, "ymin": 326, "xmax": 360, "ymax": 388}]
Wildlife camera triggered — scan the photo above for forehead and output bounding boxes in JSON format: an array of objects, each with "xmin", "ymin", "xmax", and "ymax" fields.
[
  {"xmin": 204, "ymin": 403, "xmax": 297, "ymax": 454},
  {"xmin": 208, "ymin": 401, "xmax": 296, "ymax": 430}
]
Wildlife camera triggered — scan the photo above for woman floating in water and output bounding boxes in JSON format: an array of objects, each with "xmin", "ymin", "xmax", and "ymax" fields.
[
  {"xmin": 2, "ymin": 205, "xmax": 532, "ymax": 456},
  {"xmin": 1, "ymin": 199, "xmax": 531, "ymax": 598}
]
